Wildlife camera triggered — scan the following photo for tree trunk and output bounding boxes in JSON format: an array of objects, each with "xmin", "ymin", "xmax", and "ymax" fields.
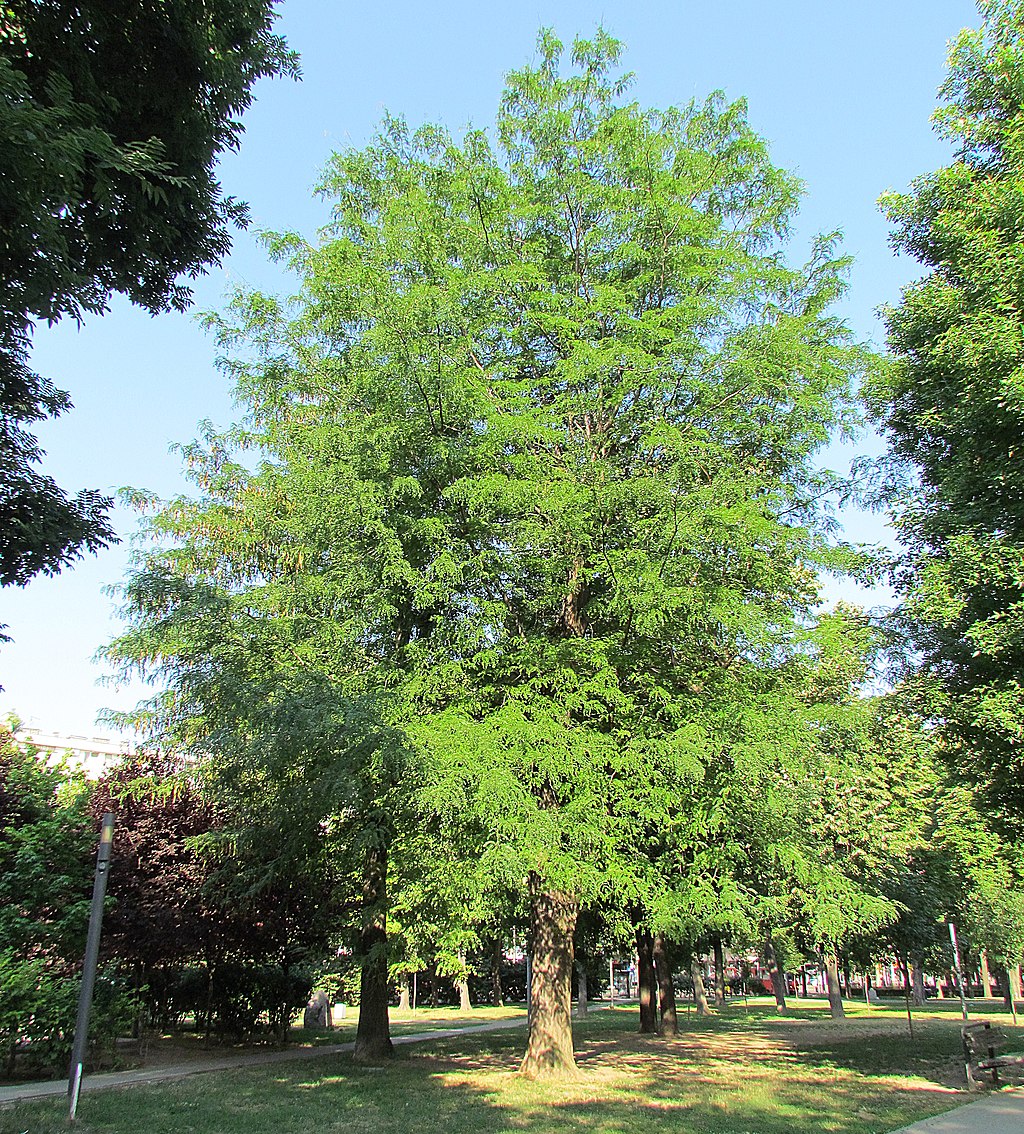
[
  {"xmin": 398, "ymin": 975, "xmax": 411, "ymax": 1012},
  {"xmin": 823, "ymin": 948, "xmax": 845, "ymax": 1020},
  {"xmin": 353, "ymin": 841, "xmax": 393, "ymax": 1063},
  {"xmin": 764, "ymin": 934, "xmax": 787, "ymax": 1012},
  {"xmin": 911, "ymin": 957, "xmax": 927, "ymax": 1006},
  {"xmin": 1007, "ymin": 964, "xmax": 1022, "ymax": 1024},
  {"xmin": 576, "ymin": 961, "xmax": 588, "ymax": 1017},
  {"xmin": 653, "ymin": 933, "xmax": 678, "ymax": 1036},
  {"xmin": 456, "ymin": 951, "xmax": 472, "ymax": 1012},
  {"xmin": 278, "ymin": 953, "xmax": 291, "ymax": 1044},
  {"xmin": 492, "ymin": 938, "xmax": 504, "ymax": 1007},
  {"xmin": 713, "ymin": 937, "xmax": 726, "ymax": 1010},
  {"xmin": 691, "ymin": 954, "xmax": 710, "ymax": 1016},
  {"xmin": 519, "ymin": 875, "xmax": 579, "ymax": 1079},
  {"xmin": 980, "ymin": 951, "xmax": 993, "ymax": 998},
  {"xmin": 636, "ymin": 924, "xmax": 658, "ymax": 1033}
]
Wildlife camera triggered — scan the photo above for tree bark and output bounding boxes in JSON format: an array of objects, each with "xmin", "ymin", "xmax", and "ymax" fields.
[
  {"xmin": 691, "ymin": 954, "xmax": 710, "ymax": 1016},
  {"xmin": 764, "ymin": 934, "xmax": 787, "ymax": 1012},
  {"xmin": 823, "ymin": 948, "xmax": 845, "ymax": 1020},
  {"xmin": 353, "ymin": 841, "xmax": 393, "ymax": 1063},
  {"xmin": 491, "ymin": 938, "xmax": 504, "ymax": 1007},
  {"xmin": 713, "ymin": 937, "xmax": 726, "ymax": 1009},
  {"xmin": 980, "ymin": 951, "xmax": 993, "ymax": 998},
  {"xmin": 457, "ymin": 951, "xmax": 472, "ymax": 1012},
  {"xmin": 1007, "ymin": 964, "xmax": 1022, "ymax": 1024},
  {"xmin": 636, "ymin": 924, "xmax": 658, "ymax": 1033},
  {"xmin": 519, "ymin": 875, "xmax": 579, "ymax": 1079},
  {"xmin": 653, "ymin": 933, "xmax": 678, "ymax": 1036},
  {"xmin": 911, "ymin": 957, "xmax": 927, "ymax": 1006},
  {"xmin": 576, "ymin": 960, "xmax": 588, "ymax": 1017}
]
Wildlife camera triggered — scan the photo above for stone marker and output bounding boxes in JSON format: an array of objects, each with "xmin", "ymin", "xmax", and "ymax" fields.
[{"xmin": 303, "ymin": 990, "xmax": 332, "ymax": 1030}]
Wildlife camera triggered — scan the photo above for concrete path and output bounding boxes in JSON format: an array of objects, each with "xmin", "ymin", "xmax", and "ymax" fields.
[
  {"xmin": 893, "ymin": 1089, "xmax": 1024, "ymax": 1133},
  {"xmin": 0, "ymin": 1015, "xmax": 530, "ymax": 1107}
]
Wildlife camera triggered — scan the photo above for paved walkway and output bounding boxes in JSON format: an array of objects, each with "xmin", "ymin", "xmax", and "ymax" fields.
[
  {"xmin": 0, "ymin": 1015, "xmax": 530, "ymax": 1107},
  {"xmin": 893, "ymin": 1089, "xmax": 1024, "ymax": 1133}
]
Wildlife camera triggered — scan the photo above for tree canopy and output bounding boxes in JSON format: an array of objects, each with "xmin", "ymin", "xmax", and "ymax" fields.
[
  {"xmin": 0, "ymin": 0, "xmax": 298, "ymax": 587},
  {"xmin": 107, "ymin": 29, "xmax": 878, "ymax": 1077},
  {"xmin": 867, "ymin": 0, "xmax": 1024, "ymax": 834}
]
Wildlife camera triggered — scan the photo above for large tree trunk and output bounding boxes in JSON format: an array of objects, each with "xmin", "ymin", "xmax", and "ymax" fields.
[
  {"xmin": 519, "ymin": 876, "xmax": 579, "ymax": 1079},
  {"xmin": 353, "ymin": 841, "xmax": 393, "ymax": 1063},
  {"xmin": 636, "ymin": 924, "xmax": 658, "ymax": 1033},
  {"xmin": 691, "ymin": 954, "xmax": 710, "ymax": 1016},
  {"xmin": 653, "ymin": 933, "xmax": 678, "ymax": 1036},
  {"xmin": 713, "ymin": 937, "xmax": 726, "ymax": 1010},
  {"xmin": 764, "ymin": 934, "xmax": 787, "ymax": 1012},
  {"xmin": 491, "ymin": 938, "xmax": 504, "ymax": 1007},
  {"xmin": 823, "ymin": 948, "xmax": 845, "ymax": 1020}
]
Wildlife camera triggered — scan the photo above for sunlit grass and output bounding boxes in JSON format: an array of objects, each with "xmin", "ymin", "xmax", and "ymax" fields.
[{"xmin": 3, "ymin": 998, "xmax": 1017, "ymax": 1134}]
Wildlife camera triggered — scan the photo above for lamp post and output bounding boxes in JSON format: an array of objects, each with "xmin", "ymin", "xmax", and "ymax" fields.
[{"xmin": 67, "ymin": 813, "xmax": 115, "ymax": 1122}]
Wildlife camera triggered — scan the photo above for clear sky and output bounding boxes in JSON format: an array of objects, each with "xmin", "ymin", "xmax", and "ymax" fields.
[{"xmin": 0, "ymin": 0, "xmax": 981, "ymax": 737}]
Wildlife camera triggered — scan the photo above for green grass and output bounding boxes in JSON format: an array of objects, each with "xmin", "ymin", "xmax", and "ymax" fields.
[{"xmin": 2, "ymin": 998, "xmax": 1019, "ymax": 1134}]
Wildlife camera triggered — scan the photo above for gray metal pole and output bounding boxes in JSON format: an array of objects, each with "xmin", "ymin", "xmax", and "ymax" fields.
[
  {"xmin": 949, "ymin": 921, "xmax": 969, "ymax": 1022},
  {"xmin": 68, "ymin": 812, "xmax": 115, "ymax": 1122}
]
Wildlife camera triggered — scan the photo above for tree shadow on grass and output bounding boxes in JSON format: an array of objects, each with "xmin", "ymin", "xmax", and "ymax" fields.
[{"xmin": 0, "ymin": 1017, "xmax": 971, "ymax": 1134}]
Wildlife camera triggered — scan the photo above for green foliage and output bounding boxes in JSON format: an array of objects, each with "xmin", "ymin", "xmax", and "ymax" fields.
[
  {"xmin": 0, "ymin": 728, "xmax": 93, "ymax": 959},
  {"xmin": 0, "ymin": 952, "xmax": 135, "ymax": 1076},
  {"xmin": 0, "ymin": 729, "xmax": 140, "ymax": 1076},
  {"xmin": 0, "ymin": 0, "xmax": 297, "ymax": 588},
  {"xmin": 867, "ymin": 1, "xmax": 1024, "ymax": 832},
  {"xmin": 88, "ymin": 753, "xmax": 343, "ymax": 1037},
  {"xmin": 106, "ymin": 30, "xmax": 877, "ymax": 1050}
]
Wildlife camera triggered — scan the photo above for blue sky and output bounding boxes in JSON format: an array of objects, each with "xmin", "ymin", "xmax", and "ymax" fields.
[{"xmin": 1, "ymin": 0, "xmax": 980, "ymax": 736}]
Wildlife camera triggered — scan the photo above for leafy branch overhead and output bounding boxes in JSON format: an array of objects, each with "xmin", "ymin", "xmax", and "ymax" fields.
[{"xmin": 0, "ymin": 0, "xmax": 298, "ymax": 588}]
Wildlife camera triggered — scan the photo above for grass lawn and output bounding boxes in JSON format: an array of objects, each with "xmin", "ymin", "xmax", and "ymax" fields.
[{"xmin": 2, "ymin": 998, "xmax": 1019, "ymax": 1134}]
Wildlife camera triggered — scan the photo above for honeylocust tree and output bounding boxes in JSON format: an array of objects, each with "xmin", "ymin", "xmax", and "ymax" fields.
[
  {"xmin": 387, "ymin": 32, "xmax": 869, "ymax": 1075},
  {"xmin": 108, "ymin": 29, "xmax": 870, "ymax": 1077}
]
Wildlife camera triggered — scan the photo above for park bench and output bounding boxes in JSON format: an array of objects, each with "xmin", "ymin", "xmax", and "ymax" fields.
[{"xmin": 961, "ymin": 1020, "xmax": 1024, "ymax": 1088}]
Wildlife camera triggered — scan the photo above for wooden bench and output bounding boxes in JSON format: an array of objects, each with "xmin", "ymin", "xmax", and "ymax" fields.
[{"xmin": 961, "ymin": 1020, "xmax": 1024, "ymax": 1088}]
